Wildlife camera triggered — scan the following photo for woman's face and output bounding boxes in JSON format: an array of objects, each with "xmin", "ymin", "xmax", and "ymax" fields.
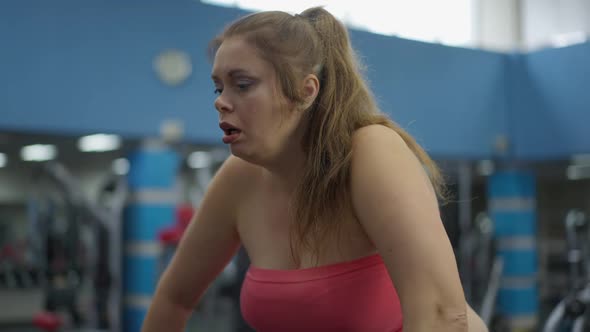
[{"xmin": 211, "ymin": 37, "xmax": 304, "ymax": 165}]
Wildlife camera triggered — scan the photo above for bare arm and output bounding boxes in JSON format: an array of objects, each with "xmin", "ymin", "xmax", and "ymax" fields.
[
  {"xmin": 142, "ymin": 156, "xmax": 244, "ymax": 332},
  {"xmin": 468, "ymin": 304, "xmax": 489, "ymax": 332},
  {"xmin": 351, "ymin": 125, "xmax": 473, "ymax": 332}
]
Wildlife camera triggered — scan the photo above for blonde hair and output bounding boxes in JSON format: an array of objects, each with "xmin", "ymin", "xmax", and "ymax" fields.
[{"xmin": 210, "ymin": 7, "xmax": 447, "ymax": 264}]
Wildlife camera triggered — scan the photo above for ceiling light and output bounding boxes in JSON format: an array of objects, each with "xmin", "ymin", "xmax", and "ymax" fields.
[
  {"xmin": 567, "ymin": 164, "xmax": 590, "ymax": 180},
  {"xmin": 0, "ymin": 153, "xmax": 6, "ymax": 168},
  {"xmin": 571, "ymin": 154, "xmax": 590, "ymax": 166},
  {"xmin": 21, "ymin": 144, "xmax": 57, "ymax": 162},
  {"xmin": 78, "ymin": 134, "xmax": 122, "ymax": 152}
]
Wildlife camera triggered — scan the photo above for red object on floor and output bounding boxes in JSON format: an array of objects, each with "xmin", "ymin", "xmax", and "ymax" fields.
[{"xmin": 33, "ymin": 312, "xmax": 63, "ymax": 332}]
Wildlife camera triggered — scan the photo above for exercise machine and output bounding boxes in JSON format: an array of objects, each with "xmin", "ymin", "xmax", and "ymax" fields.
[
  {"xmin": 29, "ymin": 161, "xmax": 127, "ymax": 331},
  {"xmin": 543, "ymin": 209, "xmax": 590, "ymax": 332}
]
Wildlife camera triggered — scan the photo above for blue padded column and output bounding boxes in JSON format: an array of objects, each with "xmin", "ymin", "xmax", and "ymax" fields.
[
  {"xmin": 123, "ymin": 141, "xmax": 180, "ymax": 332},
  {"xmin": 488, "ymin": 170, "xmax": 538, "ymax": 330}
]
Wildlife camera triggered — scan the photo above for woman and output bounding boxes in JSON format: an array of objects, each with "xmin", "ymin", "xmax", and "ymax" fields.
[{"xmin": 143, "ymin": 7, "xmax": 488, "ymax": 332}]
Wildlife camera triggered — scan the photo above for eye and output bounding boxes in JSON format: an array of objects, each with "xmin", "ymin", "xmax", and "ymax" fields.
[
  {"xmin": 236, "ymin": 82, "xmax": 250, "ymax": 91},
  {"xmin": 214, "ymin": 88, "xmax": 223, "ymax": 95}
]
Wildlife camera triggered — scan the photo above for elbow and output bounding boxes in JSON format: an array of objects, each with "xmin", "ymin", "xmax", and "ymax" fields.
[
  {"xmin": 467, "ymin": 304, "xmax": 489, "ymax": 332},
  {"xmin": 405, "ymin": 303, "xmax": 468, "ymax": 332},
  {"xmin": 431, "ymin": 303, "xmax": 489, "ymax": 332},
  {"xmin": 154, "ymin": 274, "xmax": 198, "ymax": 314},
  {"xmin": 437, "ymin": 304, "xmax": 468, "ymax": 332},
  {"xmin": 158, "ymin": 283, "xmax": 199, "ymax": 313}
]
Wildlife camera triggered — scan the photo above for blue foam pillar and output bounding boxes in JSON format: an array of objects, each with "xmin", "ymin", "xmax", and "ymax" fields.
[
  {"xmin": 488, "ymin": 170, "xmax": 538, "ymax": 330},
  {"xmin": 122, "ymin": 141, "xmax": 180, "ymax": 332}
]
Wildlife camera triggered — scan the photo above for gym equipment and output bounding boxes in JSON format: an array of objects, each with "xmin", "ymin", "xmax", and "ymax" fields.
[
  {"xmin": 543, "ymin": 209, "xmax": 590, "ymax": 332},
  {"xmin": 30, "ymin": 161, "xmax": 127, "ymax": 331},
  {"xmin": 480, "ymin": 256, "xmax": 504, "ymax": 328},
  {"xmin": 458, "ymin": 210, "xmax": 508, "ymax": 331},
  {"xmin": 0, "ymin": 244, "xmax": 19, "ymax": 289},
  {"xmin": 454, "ymin": 163, "xmax": 507, "ymax": 330}
]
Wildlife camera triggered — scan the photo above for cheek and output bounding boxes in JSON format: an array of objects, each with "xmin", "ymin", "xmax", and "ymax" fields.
[
  {"xmin": 270, "ymin": 113, "xmax": 302, "ymax": 146},
  {"xmin": 243, "ymin": 90, "xmax": 292, "ymax": 139}
]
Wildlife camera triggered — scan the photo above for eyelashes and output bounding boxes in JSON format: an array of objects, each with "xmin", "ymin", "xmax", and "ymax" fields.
[
  {"xmin": 236, "ymin": 83, "xmax": 251, "ymax": 91},
  {"xmin": 213, "ymin": 82, "xmax": 252, "ymax": 95}
]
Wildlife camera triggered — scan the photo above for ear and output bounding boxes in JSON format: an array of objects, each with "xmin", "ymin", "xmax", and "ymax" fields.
[{"xmin": 301, "ymin": 74, "xmax": 320, "ymax": 110}]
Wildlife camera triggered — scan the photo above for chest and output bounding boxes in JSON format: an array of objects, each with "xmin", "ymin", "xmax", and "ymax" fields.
[
  {"xmin": 235, "ymin": 173, "xmax": 376, "ymax": 269},
  {"xmin": 239, "ymin": 188, "xmax": 293, "ymax": 237},
  {"xmin": 235, "ymin": 187, "xmax": 296, "ymax": 267}
]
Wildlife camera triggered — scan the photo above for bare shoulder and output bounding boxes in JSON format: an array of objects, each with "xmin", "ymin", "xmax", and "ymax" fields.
[
  {"xmin": 350, "ymin": 123, "xmax": 435, "ymax": 210},
  {"xmin": 215, "ymin": 154, "xmax": 255, "ymax": 180},
  {"xmin": 196, "ymin": 154, "xmax": 261, "ymax": 223},
  {"xmin": 352, "ymin": 124, "xmax": 408, "ymax": 150},
  {"xmin": 211, "ymin": 155, "xmax": 260, "ymax": 195},
  {"xmin": 353, "ymin": 123, "xmax": 397, "ymax": 139},
  {"xmin": 351, "ymin": 124, "xmax": 413, "ymax": 164}
]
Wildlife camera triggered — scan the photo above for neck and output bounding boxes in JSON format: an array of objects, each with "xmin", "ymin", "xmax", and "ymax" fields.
[
  {"xmin": 262, "ymin": 117, "xmax": 309, "ymax": 193},
  {"xmin": 262, "ymin": 145, "xmax": 306, "ymax": 194}
]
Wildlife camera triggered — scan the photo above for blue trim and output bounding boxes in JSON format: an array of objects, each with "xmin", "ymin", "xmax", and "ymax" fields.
[
  {"xmin": 124, "ymin": 204, "xmax": 175, "ymax": 241},
  {"xmin": 489, "ymin": 171, "xmax": 536, "ymax": 198},
  {"xmin": 127, "ymin": 149, "xmax": 180, "ymax": 189},
  {"xmin": 498, "ymin": 287, "xmax": 538, "ymax": 316},
  {"xmin": 491, "ymin": 211, "xmax": 536, "ymax": 236},
  {"xmin": 498, "ymin": 249, "xmax": 537, "ymax": 276},
  {"xmin": 123, "ymin": 307, "xmax": 147, "ymax": 332},
  {"xmin": 123, "ymin": 255, "xmax": 159, "ymax": 295}
]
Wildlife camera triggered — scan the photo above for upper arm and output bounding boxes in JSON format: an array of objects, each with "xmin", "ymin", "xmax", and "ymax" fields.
[
  {"xmin": 157, "ymin": 156, "xmax": 244, "ymax": 308},
  {"xmin": 350, "ymin": 125, "xmax": 465, "ymax": 325}
]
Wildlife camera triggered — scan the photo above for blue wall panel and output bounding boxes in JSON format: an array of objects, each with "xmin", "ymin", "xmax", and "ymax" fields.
[
  {"xmin": 0, "ymin": 0, "xmax": 507, "ymax": 159},
  {"xmin": 511, "ymin": 42, "xmax": 590, "ymax": 159},
  {"xmin": 0, "ymin": 0, "xmax": 241, "ymax": 144},
  {"xmin": 2, "ymin": 1, "xmax": 588, "ymax": 159},
  {"xmin": 349, "ymin": 32, "xmax": 508, "ymax": 158}
]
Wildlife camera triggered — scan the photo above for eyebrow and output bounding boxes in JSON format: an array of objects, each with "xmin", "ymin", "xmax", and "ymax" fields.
[{"xmin": 211, "ymin": 68, "xmax": 252, "ymax": 81}]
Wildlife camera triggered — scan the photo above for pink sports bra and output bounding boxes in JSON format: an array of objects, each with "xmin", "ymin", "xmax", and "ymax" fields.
[{"xmin": 240, "ymin": 253, "xmax": 403, "ymax": 331}]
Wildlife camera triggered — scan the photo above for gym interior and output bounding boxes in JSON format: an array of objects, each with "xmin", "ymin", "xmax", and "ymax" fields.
[{"xmin": 1, "ymin": 1, "xmax": 589, "ymax": 331}]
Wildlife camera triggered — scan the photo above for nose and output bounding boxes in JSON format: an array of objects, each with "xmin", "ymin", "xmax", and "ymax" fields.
[{"xmin": 214, "ymin": 93, "xmax": 233, "ymax": 114}]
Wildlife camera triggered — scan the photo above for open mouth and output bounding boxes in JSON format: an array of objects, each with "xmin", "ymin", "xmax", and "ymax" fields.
[
  {"xmin": 219, "ymin": 122, "xmax": 241, "ymax": 135},
  {"xmin": 224, "ymin": 128, "xmax": 241, "ymax": 135},
  {"xmin": 219, "ymin": 122, "xmax": 242, "ymax": 144}
]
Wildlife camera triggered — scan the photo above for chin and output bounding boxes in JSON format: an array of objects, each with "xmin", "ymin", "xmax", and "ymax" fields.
[
  {"xmin": 230, "ymin": 144, "xmax": 273, "ymax": 167},
  {"xmin": 229, "ymin": 145, "xmax": 260, "ymax": 165}
]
